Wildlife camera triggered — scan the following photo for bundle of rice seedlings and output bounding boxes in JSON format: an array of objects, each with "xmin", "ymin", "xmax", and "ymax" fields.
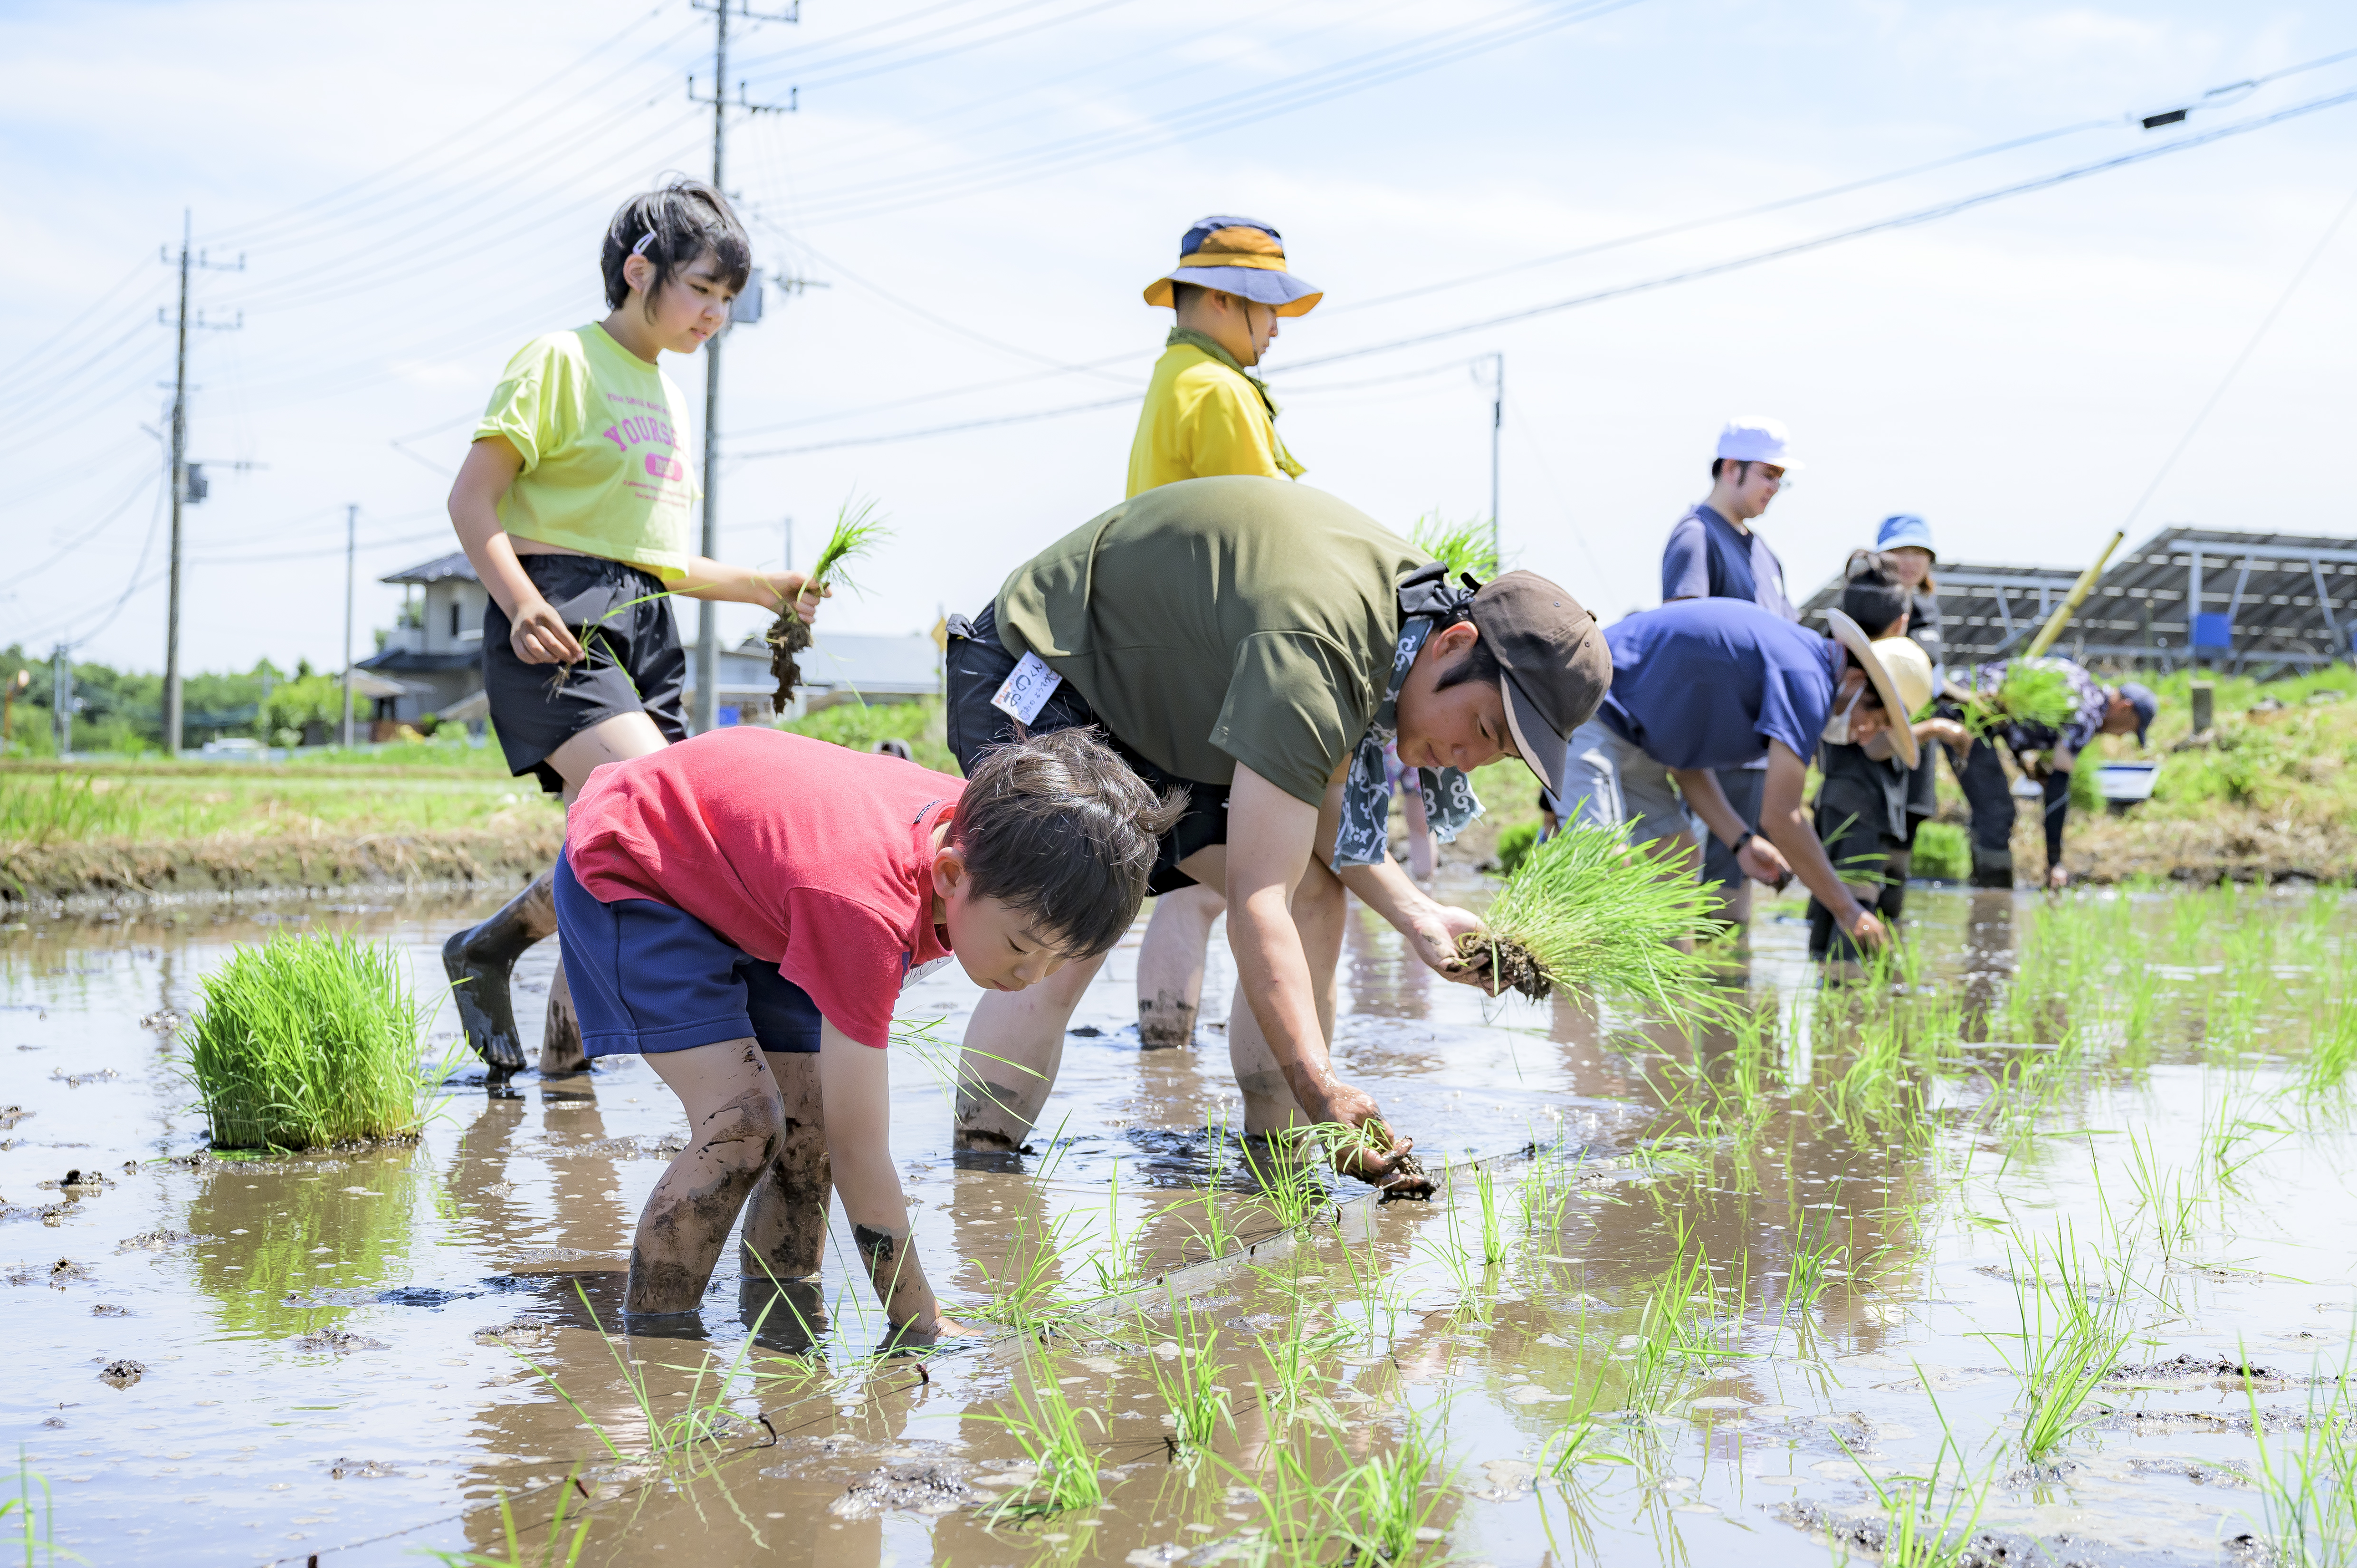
[
  {"xmin": 1961, "ymin": 659, "xmax": 2080, "ymax": 739},
  {"xmin": 768, "ymin": 497, "xmax": 890, "ymax": 709},
  {"xmin": 1409, "ymin": 512, "xmax": 1498, "ymax": 580},
  {"xmin": 1458, "ymin": 822, "xmax": 1722, "ymax": 1013},
  {"xmin": 182, "ymin": 933, "xmax": 430, "ymax": 1150}
]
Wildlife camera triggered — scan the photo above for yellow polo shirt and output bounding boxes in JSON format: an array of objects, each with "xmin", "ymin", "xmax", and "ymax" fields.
[{"xmin": 1123, "ymin": 344, "xmax": 1305, "ymax": 498}]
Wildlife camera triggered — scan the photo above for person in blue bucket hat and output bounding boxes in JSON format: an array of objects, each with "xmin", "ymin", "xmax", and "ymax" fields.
[
  {"xmin": 1127, "ymin": 217, "xmax": 1321, "ymax": 499},
  {"xmin": 1126, "ymin": 216, "xmax": 1323, "ymax": 1049},
  {"xmin": 1872, "ymin": 513, "xmax": 1946, "ymax": 891}
]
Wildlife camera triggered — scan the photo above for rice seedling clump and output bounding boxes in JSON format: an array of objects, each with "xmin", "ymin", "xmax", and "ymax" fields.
[
  {"xmin": 1461, "ymin": 822, "xmax": 1721, "ymax": 1008},
  {"xmin": 767, "ymin": 497, "xmax": 889, "ymax": 708},
  {"xmin": 1963, "ymin": 658, "xmax": 2080, "ymax": 738},
  {"xmin": 1409, "ymin": 511, "xmax": 1499, "ymax": 579},
  {"xmin": 182, "ymin": 932, "xmax": 430, "ymax": 1150}
]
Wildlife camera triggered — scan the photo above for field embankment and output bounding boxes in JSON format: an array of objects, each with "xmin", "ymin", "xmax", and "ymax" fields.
[{"xmin": 0, "ymin": 755, "xmax": 561, "ymax": 907}]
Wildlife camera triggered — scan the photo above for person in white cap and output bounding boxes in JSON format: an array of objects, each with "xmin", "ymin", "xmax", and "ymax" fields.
[{"xmin": 1659, "ymin": 415, "xmax": 1799, "ymax": 931}]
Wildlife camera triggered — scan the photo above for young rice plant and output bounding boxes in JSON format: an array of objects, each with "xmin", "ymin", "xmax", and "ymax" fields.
[
  {"xmin": 768, "ymin": 497, "xmax": 890, "ymax": 707},
  {"xmin": 1460, "ymin": 822, "xmax": 1721, "ymax": 1013},
  {"xmin": 182, "ymin": 932, "xmax": 435, "ymax": 1150},
  {"xmin": 1409, "ymin": 513, "xmax": 1499, "ymax": 580}
]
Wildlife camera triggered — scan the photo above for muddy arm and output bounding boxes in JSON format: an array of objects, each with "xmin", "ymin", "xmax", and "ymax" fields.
[{"xmin": 815, "ymin": 1020, "xmax": 953, "ymax": 1333}]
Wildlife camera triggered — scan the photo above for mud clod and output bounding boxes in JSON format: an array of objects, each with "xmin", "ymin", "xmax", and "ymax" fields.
[
  {"xmin": 97, "ymin": 1358, "xmax": 146, "ymax": 1388},
  {"xmin": 766, "ymin": 610, "xmax": 814, "ymax": 711},
  {"xmin": 10, "ymin": 1257, "xmax": 90, "ymax": 1287},
  {"xmin": 91, "ymin": 1303, "xmax": 130, "ymax": 1317},
  {"xmin": 117, "ymin": 1229, "xmax": 208, "ymax": 1252},
  {"xmin": 1454, "ymin": 932, "xmax": 1550, "ymax": 1001},
  {"xmin": 329, "ymin": 1458, "xmax": 405, "ymax": 1480},
  {"xmin": 0, "ymin": 1106, "xmax": 29, "ymax": 1131},
  {"xmin": 295, "ymin": 1328, "xmax": 390, "ymax": 1353},
  {"xmin": 1377, "ymin": 1153, "xmax": 1436, "ymax": 1202},
  {"xmin": 827, "ymin": 1462, "xmax": 981, "ymax": 1520},
  {"xmin": 2106, "ymin": 1352, "xmax": 2285, "ymax": 1384}
]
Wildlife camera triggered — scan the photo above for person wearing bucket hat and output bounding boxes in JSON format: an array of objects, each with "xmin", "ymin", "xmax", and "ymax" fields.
[
  {"xmin": 1803, "ymin": 554, "xmax": 1957, "ymax": 963},
  {"xmin": 1126, "ymin": 217, "xmax": 1322, "ymax": 1050},
  {"xmin": 940, "ymin": 476, "xmax": 1610, "ymax": 1185},
  {"xmin": 1660, "ymin": 415, "xmax": 1801, "ymax": 933},
  {"xmin": 1127, "ymin": 217, "xmax": 1320, "ymax": 498},
  {"xmin": 1942, "ymin": 655, "xmax": 2157, "ymax": 889},
  {"xmin": 1556, "ymin": 595, "xmax": 1905, "ymax": 954}
]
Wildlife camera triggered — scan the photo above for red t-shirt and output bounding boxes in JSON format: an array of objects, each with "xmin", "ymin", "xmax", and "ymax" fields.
[{"xmin": 564, "ymin": 728, "xmax": 961, "ymax": 1049}]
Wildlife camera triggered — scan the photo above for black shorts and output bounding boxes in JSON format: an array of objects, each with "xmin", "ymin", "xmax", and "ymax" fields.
[
  {"xmin": 944, "ymin": 603, "xmax": 1225, "ymax": 896},
  {"xmin": 482, "ymin": 555, "xmax": 688, "ymax": 794}
]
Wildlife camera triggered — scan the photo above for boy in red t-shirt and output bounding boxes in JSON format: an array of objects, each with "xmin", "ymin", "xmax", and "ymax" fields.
[{"xmin": 559, "ymin": 725, "xmax": 1178, "ymax": 1337}]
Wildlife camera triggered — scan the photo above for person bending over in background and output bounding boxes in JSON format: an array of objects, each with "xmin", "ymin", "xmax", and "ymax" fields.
[
  {"xmin": 1127, "ymin": 217, "xmax": 1323, "ymax": 1050},
  {"xmin": 945, "ymin": 476, "xmax": 1610, "ymax": 1181},
  {"xmin": 440, "ymin": 179, "xmax": 821, "ymax": 1079},
  {"xmin": 1555, "ymin": 597, "xmax": 1910, "ymax": 955},
  {"xmin": 559, "ymin": 725, "xmax": 1180, "ymax": 1333},
  {"xmin": 1943, "ymin": 659, "xmax": 2156, "ymax": 890},
  {"xmin": 1660, "ymin": 415, "xmax": 1802, "ymax": 937}
]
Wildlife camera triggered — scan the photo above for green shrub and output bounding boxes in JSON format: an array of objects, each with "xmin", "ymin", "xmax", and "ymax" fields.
[
  {"xmin": 781, "ymin": 697, "xmax": 953, "ymax": 772},
  {"xmin": 1912, "ymin": 821, "xmax": 1969, "ymax": 882},
  {"xmin": 1495, "ymin": 821, "xmax": 1539, "ymax": 877},
  {"xmin": 183, "ymin": 934, "xmax": 432, "ymax": 1150}
]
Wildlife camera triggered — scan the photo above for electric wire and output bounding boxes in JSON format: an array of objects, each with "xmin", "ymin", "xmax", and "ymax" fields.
[{"xmin": 0, "ymin": 258, "xmax": 168, "ymax": 384}]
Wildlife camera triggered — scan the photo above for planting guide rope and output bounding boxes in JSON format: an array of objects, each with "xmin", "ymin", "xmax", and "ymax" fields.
[{"xmin": 332, "ymin": 1134, "xmax": 1633, "ymax": 1556}]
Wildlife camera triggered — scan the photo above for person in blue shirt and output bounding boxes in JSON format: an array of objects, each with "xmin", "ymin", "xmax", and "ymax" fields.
[
  {"xmin": 1660, "ymin": 415, "xmax": 1799, "ymax": 935},
  {"xmin": 1556, "ymin": 597, "xmax": 1913, "ymax": 954}
]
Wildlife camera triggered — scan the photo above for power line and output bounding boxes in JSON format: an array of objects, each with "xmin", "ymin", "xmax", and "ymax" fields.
[
  {"xmin": 791, "ymin": 0, "xmax": 1148, "ymax": 90},
  {"xmin": 2116, "ymin": 173, "xmax": 2357, "ymax": 535},
  {"xmin": 1269, "ymin": 85, "xmax": 2357, "ymax": 376},
  {"xmin": 778, "ymin": 0, "xmax": 1645, "ymax": 225},
  {"xmin": 730, "ymin": 390, "xmax": 1138, "ymax": 459}
]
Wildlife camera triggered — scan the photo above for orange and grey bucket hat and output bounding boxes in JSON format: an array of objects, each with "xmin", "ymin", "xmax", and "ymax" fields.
[{"xmin": 1142, "ymin": 216, "xmax": 1323, "ymax": 316}]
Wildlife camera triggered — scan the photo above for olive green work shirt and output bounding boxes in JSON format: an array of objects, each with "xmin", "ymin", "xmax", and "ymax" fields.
[{"xmin": 993, "ymin": 476, "xmax": 1429, "ymax": 806}]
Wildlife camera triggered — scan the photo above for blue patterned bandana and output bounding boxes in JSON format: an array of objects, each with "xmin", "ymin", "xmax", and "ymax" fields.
[{"xmin": 1332, "ymin": 564, "xmax": 1484, "ymax": 870}]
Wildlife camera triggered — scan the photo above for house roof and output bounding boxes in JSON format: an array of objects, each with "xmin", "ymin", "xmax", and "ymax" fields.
[
  {"xmin": 724, "ymin": 630, "xmax": 940, "ymax": 695},
  {"xmin": 357, "ymin": 647, "xmax": 481, "ymax": 674},
  {"xmin": 1796, "ymin": 525, "xmax": 2357, "ymax": 673},
  {"xmin": 382, "ymin": 552, "xmax": 480, "ymax": 586}
]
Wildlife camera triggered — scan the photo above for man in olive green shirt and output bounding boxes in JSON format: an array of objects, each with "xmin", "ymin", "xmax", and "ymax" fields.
[{"xmin": 945, "ymin": 476, "xmax": 1612, "ymax": 1180}]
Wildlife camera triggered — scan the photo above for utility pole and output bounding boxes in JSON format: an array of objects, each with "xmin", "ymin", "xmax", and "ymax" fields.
[
  {"xmin": 1480, "ymin": 353, "xmax": 1503, "ymax": 565},
  {"xmin": 51, "ymin": 644, "xmax": 72, "ymax": 758},
  {"xmin": 158, "ymin": 210, "xmax": 242, "ymax": 758},
  {"xmin": 688, "ymin": 0, "xmax": 797, "ymax": 732},
  {"xmin": 340, "ymin": 504, "xmax": 358, "ymax": 749}
]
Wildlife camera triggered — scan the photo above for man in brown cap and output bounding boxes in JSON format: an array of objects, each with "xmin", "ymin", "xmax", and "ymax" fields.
[{"xmin": 942, "ymin": 475, "xmax": 1610, "ymax": 1181}]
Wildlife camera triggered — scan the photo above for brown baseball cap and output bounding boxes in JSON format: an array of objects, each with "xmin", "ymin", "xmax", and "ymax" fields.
[{"xmin": 1470, "ymin": 571, "xmax": 1612, "ymax": 799}]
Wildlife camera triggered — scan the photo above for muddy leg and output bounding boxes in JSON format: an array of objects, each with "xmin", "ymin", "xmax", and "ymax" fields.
[
  {"xmin": 442, "ymin": 871, "xmax": 558, "ymax": 1075},
  {"xmin": 739, "ymin": 1051, "xmax": 830, "ymax": 1281},
  {"xmin": 538, "ymin": 954, "xmax": 589, "ymax": 1078},
  {"xmin": 628, "ymin": 1040, "xmax": 783, "ymax": 1316},
  {"xmin": 953, "ymin": 953, "xmax": 1104, "ymax": 1149},
  {"xmin": 1136, "ymin": 884, "xmax": 1222, "ymax": 1049},
  {"xmin": 1228, "ymin": 856, "xmax": 1345, "ymax": 1137}
]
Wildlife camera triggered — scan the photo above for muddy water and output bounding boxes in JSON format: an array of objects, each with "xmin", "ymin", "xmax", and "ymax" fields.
[{"xmin": 4, "ymin": 883, "xmax": 2353, "ymax": 1565}]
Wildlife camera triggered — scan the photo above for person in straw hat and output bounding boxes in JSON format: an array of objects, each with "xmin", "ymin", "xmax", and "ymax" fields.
[
  {"xmin": 1804, "ymin": 551, "xmax": 1955, "ymax": 963},
  {"xmin": 1126, "ymin": 217, "xmax": 1323, "ymax": 1049},
  {"xmin": 1554, "ymin": 595, "xmax": 1921, "ymax": 954}
]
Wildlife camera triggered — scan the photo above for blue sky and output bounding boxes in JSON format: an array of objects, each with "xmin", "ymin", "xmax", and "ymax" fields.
[{"xmin": 3, "ymin": 0, "xmax": 2351, "ymax": 675}]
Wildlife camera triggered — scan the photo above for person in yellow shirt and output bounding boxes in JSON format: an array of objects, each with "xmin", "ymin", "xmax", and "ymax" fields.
[
  {"xmin": 1126, "ymin": 217, "xmax": 1323, "ymax": 1047},
  {"xmin": 1126, "ymin": 216, "xmax": 1320, "ymax": 498},
  {"xmin": 441, "ymin": 179, "xmax": 823, "ymax": 1080}
]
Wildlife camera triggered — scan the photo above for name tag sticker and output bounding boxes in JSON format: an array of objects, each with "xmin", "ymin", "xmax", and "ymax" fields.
[{"xmin": 990, "ymin": 651, "xmax": 1063, "ymax": 726}]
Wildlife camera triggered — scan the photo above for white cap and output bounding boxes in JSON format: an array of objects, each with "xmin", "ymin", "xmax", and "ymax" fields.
[{"xmin": 1715, "ymin": 415, "xmax": 1800, "ymax": 471}]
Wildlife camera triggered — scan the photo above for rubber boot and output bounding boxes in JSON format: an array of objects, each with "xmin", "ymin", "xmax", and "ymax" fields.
[
  {"xmin": 538, "ymin": 956, "xmax": 590, "ymax": 1079},
  {"xmin": 1969, "ymin": 846, "xmax": 2015, "ymax": 891},
  {"xmin": 442, "ymin": 871, "xmax": 556, "ymax": 1075}
]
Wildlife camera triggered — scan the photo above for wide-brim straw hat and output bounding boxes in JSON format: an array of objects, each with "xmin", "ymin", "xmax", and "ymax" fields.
[
  {"xmin": 1143, "ymin": 216, "xmax": 1323, "ymax": 316},
  {"xmin": 1823, "ymin": 609, "xmax": 1920, "ymax": 769}
]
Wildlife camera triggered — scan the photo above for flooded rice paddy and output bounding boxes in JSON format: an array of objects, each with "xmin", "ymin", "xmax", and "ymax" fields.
[{"xmin": 5, "ymin": 878, "xmax": 2357, "ymax": 1566}]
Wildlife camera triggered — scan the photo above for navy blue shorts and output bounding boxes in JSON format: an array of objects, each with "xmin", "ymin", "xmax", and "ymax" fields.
[{"xmin": 553, "ymin": 852, "xmax": 822, "ymax": 1059}]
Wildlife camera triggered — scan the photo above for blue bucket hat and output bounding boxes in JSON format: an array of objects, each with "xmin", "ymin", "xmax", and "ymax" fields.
[
  {"xmin": 1876, "ymin": 514, "xmax": 1936, "ymax": 558},
  {"xmin": 1143, "ymin": 216, "xmax": 1322, "ymax": 316}
]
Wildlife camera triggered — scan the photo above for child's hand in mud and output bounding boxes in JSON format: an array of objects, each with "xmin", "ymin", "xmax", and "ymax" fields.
[{"xmin": 508, "ymin": 594, "xmax": 586, "ymax": 665}]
